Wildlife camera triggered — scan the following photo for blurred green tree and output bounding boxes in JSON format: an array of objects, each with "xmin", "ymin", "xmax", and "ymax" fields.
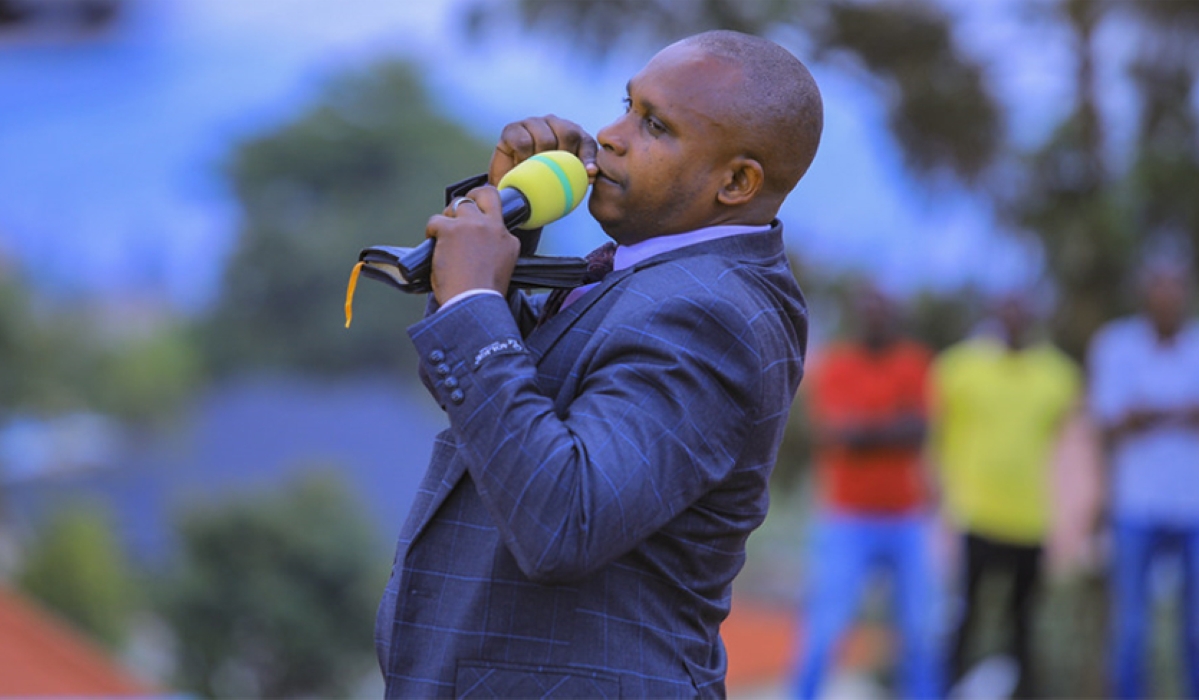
[
  {"xmin": 18, "ymin": 502, "xmax": 134, "ymax": 650},
  {"xmin": 0, "ymin": 278, "xmax": 94, "ymax": 415},
  {"xmin": 84, "ymin": 324, "xmax": 204, "ymax": 425},
  {"xmin": 0, "ymin": 275, "xmax": 201, "ymax": 424},
  {"xmin": 202, "ymin": 62, "xmax": 492, "ymax": 378},
  {"xmin": 1005, "ymin": 0, "xmax": 1199, "ymax": 359},
  {"xmin": 158, "ymin": 471, "xmax": 384, "ymax": 699}
]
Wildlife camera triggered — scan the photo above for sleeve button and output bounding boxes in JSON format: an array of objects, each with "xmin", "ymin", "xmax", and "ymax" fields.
[
  {"xmin": 450, "ymin": 389, "xmax": 465, "ymax": 404},
  {"xmin": 429, "ymin": 349, "xmax": 446, "ymax": 363},
  {"xmin": 436, "ymin": 363, "xmax": 451, "ymax": 376},
  {"xmin": 444, "ymin": 376, "xmax": 459, "ymax": 389}
]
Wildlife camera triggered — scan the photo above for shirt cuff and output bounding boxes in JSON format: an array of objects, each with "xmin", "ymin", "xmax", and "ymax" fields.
[{"xmin": 439, "ymin": 288, "xmax": 503, "ymax": 311}]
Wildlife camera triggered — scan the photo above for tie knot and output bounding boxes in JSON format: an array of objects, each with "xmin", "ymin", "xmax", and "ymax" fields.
[
  {"xmin": 581, "ymin": 241, "xmax": 617, "ymax": 285},
  {"xmin": 537, "ymin": 241, "xmax": 618, "ymax": 328}
]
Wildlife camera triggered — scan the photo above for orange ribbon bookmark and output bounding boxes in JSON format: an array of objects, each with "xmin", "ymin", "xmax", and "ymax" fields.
[{"xmin": 344, "ymin": 261, "xmax": 364, "ymax": 328}]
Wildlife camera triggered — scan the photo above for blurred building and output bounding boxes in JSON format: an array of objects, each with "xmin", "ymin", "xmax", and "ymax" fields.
[{"xmin": 0, "ymin": 412, "xmax": 123, "ymax": 483}]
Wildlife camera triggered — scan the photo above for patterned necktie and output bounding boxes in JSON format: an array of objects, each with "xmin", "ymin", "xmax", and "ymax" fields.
[{"xmin": 538, "ymin": 241, "xmax": 617, "ymax": 326}]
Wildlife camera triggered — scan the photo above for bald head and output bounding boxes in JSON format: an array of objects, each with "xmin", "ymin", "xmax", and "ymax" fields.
[
  {"xmin": 590, "ymin": 30, "xmax": 825, "ymax": 240},
  {"xmin": 1138, "ymin": 257, "xmax": 1192, "ymax": 336},
  {"xmin": 677, "ymin": 30, "xmax": 824, "ymax": 200}
]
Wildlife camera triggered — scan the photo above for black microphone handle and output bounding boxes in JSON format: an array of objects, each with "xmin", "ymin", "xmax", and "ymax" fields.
[
  {"xmin": 396, "ymin": 188, "xmax": 534, "ymax": 281},
  {"xmin": 500, "ymin": 187, "xmax": 533, "ymax": 231}
]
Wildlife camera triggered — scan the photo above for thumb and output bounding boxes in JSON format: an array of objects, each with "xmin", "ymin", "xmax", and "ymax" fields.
[{"xmin": 489, "ymin": 146, "xmax": 517, "ymax": 186}]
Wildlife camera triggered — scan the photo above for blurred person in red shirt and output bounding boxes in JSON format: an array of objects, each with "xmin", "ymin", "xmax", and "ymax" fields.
[{"xmin": 791, "ymin": 285, "xmax": 942, "ymax": 700}]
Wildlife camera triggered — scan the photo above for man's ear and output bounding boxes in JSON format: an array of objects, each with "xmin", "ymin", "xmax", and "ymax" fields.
[{"xmin": 716, "ymin": 156, "xmax": 765, "ymax": 207}]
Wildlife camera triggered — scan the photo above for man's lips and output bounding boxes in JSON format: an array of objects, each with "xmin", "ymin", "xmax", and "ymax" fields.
[
  {"xmin": 592, "ymin": 158, "xmax": 622, "ymax": 188},
  {"xmin": 594, "ymin": 169, "xmax": 622, "ymax": 188}
]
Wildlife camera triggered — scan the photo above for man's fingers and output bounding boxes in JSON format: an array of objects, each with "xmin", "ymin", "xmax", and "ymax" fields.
[
  {"xmin": 491, "ymin": 115, "xmax": 597, "ymax": 184},
  {"xmin": 425, "ymin": 214, "xmax": 449, "ymax": 239},
  {"xmin": 577, "ymin": 138, "xmax": 598, "ymax": 178},
  {"xmin": 497, "ymin": 121, "xmax": 537, "ymax": 159},
  {"xmin": 544, "ymin": 115, "xmax": 598, "ymax": 171},
  {"xmin": 489, "ymin": 147, "xmax": 514, "ymax": 186},
  {"xmin": 430, "ymin": 188, "xmax": 501, "ymax": 240},
  {"xmin": 523, "ymin": 118, "xmax": 561, "ymax": 154},
  {"xmin": 466, "ymin": 186, "xmax": 501, "ymax": 215},
  {"xmin": 549, "ymin": 119, "xmax": 581, "ymax": 152},
  {"xmin": 493, "ymin": 118, "xmax": 556, "ymax": 169},
  {"xmin": 491, "ymin": 122, "xmax": 536, "ymax": 184}
]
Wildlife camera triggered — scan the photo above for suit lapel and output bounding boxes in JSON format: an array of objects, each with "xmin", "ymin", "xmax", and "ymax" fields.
[{"xmin": 526, "ymin": 266, "xmax": 637, "ymax": 362}]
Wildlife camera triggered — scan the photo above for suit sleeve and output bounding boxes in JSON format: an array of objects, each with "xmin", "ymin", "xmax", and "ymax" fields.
[
  {"xmin": 415, "ymin": 291, "xmax": 545, "ymax": 406},
  {"xmin": 406, "ymin": 291, "xmax": 762, "ymax": 584}
]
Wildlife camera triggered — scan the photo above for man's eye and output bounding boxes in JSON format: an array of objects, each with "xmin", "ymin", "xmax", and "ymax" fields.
[{"xmin": 622, "ymin": 97, "xmax": 665, "ymax": 135}]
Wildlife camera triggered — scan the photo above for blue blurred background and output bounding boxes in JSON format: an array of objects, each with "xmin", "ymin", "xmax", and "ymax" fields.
[{"xmin": 2, "ymin": 0, "xmax": 1198, "ymax": 697}]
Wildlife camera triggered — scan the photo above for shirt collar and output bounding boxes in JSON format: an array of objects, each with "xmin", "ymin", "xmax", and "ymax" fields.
[{"xmin": 612, "ymin": 224, "xmax": 771, "ymax": 272}]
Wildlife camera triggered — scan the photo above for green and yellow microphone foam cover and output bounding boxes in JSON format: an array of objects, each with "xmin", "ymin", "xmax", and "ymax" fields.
[{"xmin": 497, "ymin": 150, "xmax": 590, "ymax": 230}]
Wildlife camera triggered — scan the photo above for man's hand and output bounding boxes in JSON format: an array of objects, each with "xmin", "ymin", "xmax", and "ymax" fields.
[
  {"xmin": 425, "ymin": 186, "xmax": 520, "ymax": 305},
  {"xmin": 489, "ymin": 114, "xmax": 599, "ymax": 186},
  {"xmin": 1120, "ymin": 407, "xmax": 1173, "ymax": 434},
  {"xmin": 1181, "ymin": 404, "xmax": 1199, "ymax": 430},
  {"xmin": 820, "ymin": 414, "xmax": 927, "ymax": 452},
  {"xmin": 1105, "ymin": 405, "xmax": 1196, "ymax": 447}
]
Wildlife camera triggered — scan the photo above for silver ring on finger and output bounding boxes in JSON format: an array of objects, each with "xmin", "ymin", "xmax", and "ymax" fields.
[{"xmin": 450, "ymin": 196, "xmax": 476, "ymax": 215}]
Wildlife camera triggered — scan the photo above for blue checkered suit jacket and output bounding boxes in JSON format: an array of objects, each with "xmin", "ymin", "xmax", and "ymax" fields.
[{"xmin": 376, "ymin": 223, "xmax": 808, "ymax": 698}]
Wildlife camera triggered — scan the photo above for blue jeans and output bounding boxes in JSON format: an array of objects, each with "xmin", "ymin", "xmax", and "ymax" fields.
[
  {"xmin": 791, "ymin": 511, "xmax": 943, "ymax": 699},
  {"xmin": 1110, "ymin": 519, "xmax": 1199, "ymax": 699}
]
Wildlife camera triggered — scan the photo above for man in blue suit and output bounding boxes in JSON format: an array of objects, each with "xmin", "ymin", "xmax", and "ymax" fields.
[{"xmin": 375, "ymin": 30, "xmax": 823, "ymax": 698}]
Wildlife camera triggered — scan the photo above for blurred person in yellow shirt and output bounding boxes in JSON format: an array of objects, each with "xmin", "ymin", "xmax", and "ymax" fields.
[{"xmin": 931, "ymin": 293, "xmax": 1081, "ymax": 699}]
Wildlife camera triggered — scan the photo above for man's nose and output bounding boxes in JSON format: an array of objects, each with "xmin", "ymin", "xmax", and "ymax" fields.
[{"xmin": 596, "ymin": 117, "xmax": 627, "ymax": 155}]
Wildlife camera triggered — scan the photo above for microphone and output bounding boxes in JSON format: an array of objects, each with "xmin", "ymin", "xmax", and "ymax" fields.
[
  {"xmin": 344, "ymin": 151, "xmax": 592, "ymax": 327},
  {"xmin": 394, "ymin": 151, "xmax": 590, "ymax": 281}
]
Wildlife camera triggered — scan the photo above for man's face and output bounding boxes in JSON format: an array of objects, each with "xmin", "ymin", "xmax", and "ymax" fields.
[
  {"xmin": 996, "ymin": 295, "xmax": 1033, "ymax": 343},
  {"xmin": 1145, "ymin": 270, "xmax": 1188, "ymax": 330},
  {"xmin": 589, "ymin": 43, "xmax": 742, "ymax": 244},
  {"xmin": 855, "ymin": 289, "xmax": 894, "ymax": 346}
]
